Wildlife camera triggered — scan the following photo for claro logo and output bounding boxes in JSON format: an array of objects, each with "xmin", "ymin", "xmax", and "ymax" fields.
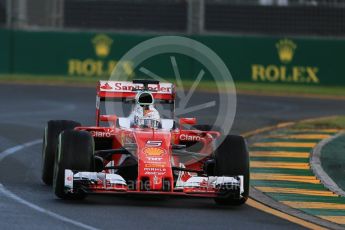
[
  {"xmin": 251, "ymin": 39, "xmax": 319, "ymax": 84},
  {"xmin": 179, "ymin": 134, "xmax": 201, "ymax": 141},
  {"xmin": 90, "ymin": 131, "xmax": 112, "ymax": 138}
]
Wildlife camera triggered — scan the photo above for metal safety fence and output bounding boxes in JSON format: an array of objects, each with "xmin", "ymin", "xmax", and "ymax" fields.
[{"xmin": 1, "ymin": 0, "xmax": 345, "ymax": 36}]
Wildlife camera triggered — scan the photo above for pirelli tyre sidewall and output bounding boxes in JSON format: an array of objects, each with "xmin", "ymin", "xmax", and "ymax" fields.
[
  {"xmin": 53, "ymin": 130, "xmax": 95, "ymax": 199},
  {"xmin": 214, "ymin": 135, "xmax": 250, "ymax": 205},
  {"xmin": 42, "ymin": 120, "xmax": 81, "ymax": 185}
]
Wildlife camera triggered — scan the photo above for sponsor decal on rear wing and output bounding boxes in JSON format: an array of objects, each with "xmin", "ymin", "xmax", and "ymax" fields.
[{"xmin": 97, "ymin": 81, "xmax": 175, "ymax": 100}]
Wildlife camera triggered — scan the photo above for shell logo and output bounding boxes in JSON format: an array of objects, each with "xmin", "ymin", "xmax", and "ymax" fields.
[{"xmin": 144, "ymin": 147, "xmax": 165, "ymax": 156}]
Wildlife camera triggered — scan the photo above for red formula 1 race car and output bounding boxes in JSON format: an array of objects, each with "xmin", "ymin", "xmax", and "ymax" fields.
[{"xmin": 41, "ymin": 79, "xmax": 249, "ymax": 205}]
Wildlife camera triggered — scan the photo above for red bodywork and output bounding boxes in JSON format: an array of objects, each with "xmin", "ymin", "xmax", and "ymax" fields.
[{"xmin": 73, "ymin": 81, "xmax": 222, "ymax": 197}]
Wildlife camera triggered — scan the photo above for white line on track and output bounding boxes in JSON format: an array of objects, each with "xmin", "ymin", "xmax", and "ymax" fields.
[{"xmin": 0, "ymin": 139, "xmax": 100, "ymax": 230}]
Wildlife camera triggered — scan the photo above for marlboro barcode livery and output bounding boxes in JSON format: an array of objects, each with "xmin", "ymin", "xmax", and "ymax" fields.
[{"xmin": 42, "ymin": 79, "xmax": 249, "ymax": 205}]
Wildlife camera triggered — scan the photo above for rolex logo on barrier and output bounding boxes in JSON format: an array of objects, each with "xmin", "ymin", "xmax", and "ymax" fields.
[
  {"xmin": 92, "ymin": 34, "xmax": 113, "ymax": 58},
  {"xmin": 251, "ymin": 38, "xmax": 319, "ymax": 84},
  {"xmin": 67, "ymin": 34, "xmax": 133, "ymax": 77},
  {"xmin": 276, "ymin": 39, "xmax": 296, "ymax": 64}
]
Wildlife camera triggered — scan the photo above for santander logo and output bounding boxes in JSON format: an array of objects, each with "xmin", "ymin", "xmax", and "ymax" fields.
[
  {"xmin": 99, "ymin": 81, "xmax": 172, "ymax": 93},
  {"xmin": 100, "ymin": 82, "xmax": 113, "ymax": 90},
  {"xmin": 114, "ymin": 82, "xmax": 171, "ymax": 93}
]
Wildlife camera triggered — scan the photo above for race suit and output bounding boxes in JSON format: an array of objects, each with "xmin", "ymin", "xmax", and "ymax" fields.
[{"xmin": 128, "ymin": 104, "xmax": 160, "ymax": 127}]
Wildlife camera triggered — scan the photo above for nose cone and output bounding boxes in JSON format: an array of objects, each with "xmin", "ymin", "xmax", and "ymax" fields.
[{"xmin": 133, "ymin": 130, "xmax": 173, "ymax": 191}]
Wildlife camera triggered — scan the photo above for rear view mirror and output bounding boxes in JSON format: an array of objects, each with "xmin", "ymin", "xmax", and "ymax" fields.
[{"xmin": 100, "ymin": 115, "xmax": 117, "ymax": 122}]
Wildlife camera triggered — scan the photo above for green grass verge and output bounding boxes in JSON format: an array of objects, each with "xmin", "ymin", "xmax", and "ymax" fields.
[
  {"xmin": 294, "ymin": 116, "xmax": 345, "ymax": 130},
  {"xmin": 1, "ymin": 74, "xmax": 345, "ymax": 98}
]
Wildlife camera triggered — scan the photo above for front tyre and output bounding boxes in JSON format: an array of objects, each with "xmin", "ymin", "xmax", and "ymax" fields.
[
  {"xmin": 53, "ymin": 130, "xmax": 94, "ymax": 199},
  {"xmin": 42, "ymin": 120, "xmax": 81, "ymax": 185},
  {"xmin": 214, "ymin": 135, "xmax": 249, "ymax": 205}
]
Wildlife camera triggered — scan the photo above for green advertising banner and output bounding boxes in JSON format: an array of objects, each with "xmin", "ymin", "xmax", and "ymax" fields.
[
  {"xmin": 198, "ymin": 36, "xmax": 345, "ymax": 85},
  {"xmin": 11, "ymin": 30, "xmax": 152, "ymax": 77},
  {"xmin": 1, "ymin": 28, "xmax": 345, "ymax": 85},
  {"xmin": 0, "ymin": 29, "xmax": 11, "ymax": 73}
]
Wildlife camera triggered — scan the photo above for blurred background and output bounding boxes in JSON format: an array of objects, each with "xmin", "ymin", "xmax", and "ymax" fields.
[
  {"xmin": 0, "ymin": 0, "xmax": 345, "ymax": 93},
  {"xmin": 2, "ymin": 0, "xmax": 345, "ymax": 35}
]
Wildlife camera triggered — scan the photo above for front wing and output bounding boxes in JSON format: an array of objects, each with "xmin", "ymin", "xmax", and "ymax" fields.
[{"xmin": 64, "ymin": 170, "xmax": 244, "ymax": 199}]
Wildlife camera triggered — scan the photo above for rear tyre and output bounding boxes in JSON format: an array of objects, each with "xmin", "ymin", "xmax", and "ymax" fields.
[
  {"xmin": 214, "ymin": 135, "xmax": 249, "ymax": 206},
  {"xmin": 53, "ymin": 130, "xmax": 94, "ymax": 199},
  {"xmin": 42, "ymin": 120, "xmax": 81, "ymax": 185}
]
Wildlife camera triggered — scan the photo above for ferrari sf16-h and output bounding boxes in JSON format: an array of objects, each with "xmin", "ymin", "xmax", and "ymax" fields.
[{"xmin": 42, "ymin": 79, "xmax": 249, "ymax": 205}]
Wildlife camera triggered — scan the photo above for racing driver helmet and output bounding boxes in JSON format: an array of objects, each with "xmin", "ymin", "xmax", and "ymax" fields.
[{"xmin": 134, "ymin": 92, "xmax": 161, "ymax": 129}]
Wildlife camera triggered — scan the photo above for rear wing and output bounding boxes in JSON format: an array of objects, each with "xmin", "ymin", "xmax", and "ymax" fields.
[
  {"xmin": 97, "ymin": 80, "xmax": 175, "ymax": 101},
  {"xmin": 95, "ymin": 80, "xmax": 175, "ymax": 126}
]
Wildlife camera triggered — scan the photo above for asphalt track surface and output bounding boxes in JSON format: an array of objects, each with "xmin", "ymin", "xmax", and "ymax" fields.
[{"xmin": 1, "ymin": 84, "xmax": 345, "ymax": 230}]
